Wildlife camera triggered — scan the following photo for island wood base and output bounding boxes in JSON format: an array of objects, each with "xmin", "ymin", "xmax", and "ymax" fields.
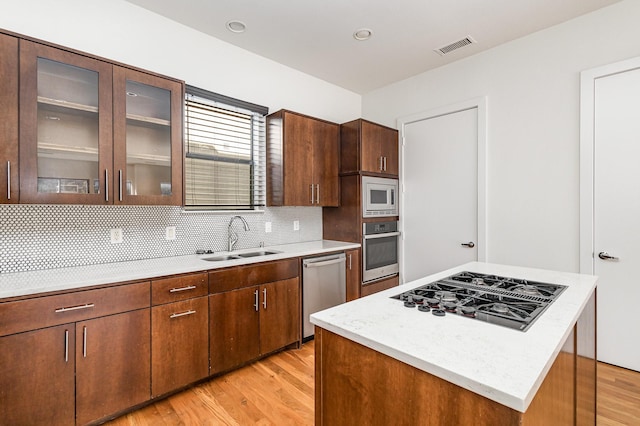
[{"xmin": 314, "ymin": 292, "xmax": 596, "ymax": 425}]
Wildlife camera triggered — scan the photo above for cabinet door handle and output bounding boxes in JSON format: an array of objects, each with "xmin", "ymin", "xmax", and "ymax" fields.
[
  {"xmin": 169, "ymin": 285, "xmax": 197, "ymax": 293},
  {"xmin": 348, "ymin": 253, "xmax": 352, "ymax": 270},
  {"xmin": 55, "ymin": 303, "xmax": 95, "ymax": 313},
  {"xmin": 105, "ymin": 169, "xmax": 109, "ymax": 202},
  {"xmin": 383, "ymin": 156, "xmax": 387, "ymax": 171},
  {"xmin": 310, "ymin": 184, "xmax": 314, "ymax": 204},
  {"xmin": 254, "ymin": 289, "xmax": 259, "ymax": 311},
  {"xmin": 263, "ymin": 288, "xmax": 267, "ymax": 309},
  {"xmin": 118, "ymin": 170, "xmax": 123, "ymax": 202},
  {"xmin": 6, "ymin": 161, "xmax": 10, "ymax": 200},
  {"xmin": 64, "ymin": 329, "xmax": 69, "ymax": 363},
  {"xmin": 82, "ymin": 326, "xmax": 87, "ymax": 358},
  {"xmin": 379, "ymin": 156, "xmax": 383, "ymax": 171},
  {"xmin": 169, "ymin": 310, "xmax": 196, "ymax": 319},
  {"xmin": 316, "ymin": 184, "xmax": 320, "ymax": 204}
]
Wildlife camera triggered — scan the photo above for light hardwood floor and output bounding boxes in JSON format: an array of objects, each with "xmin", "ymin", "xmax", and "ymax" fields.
[{"xmin": 106, "ymin": 342, "xmax": 639, "ymax": 425}]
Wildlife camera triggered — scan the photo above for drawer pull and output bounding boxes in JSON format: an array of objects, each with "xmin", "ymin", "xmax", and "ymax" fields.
[
  {"xmin": 169, "ymin": 285, "xmax": 197, "ymax": 293},
  {"xmin": 170, "ymin": 310, "xmax": 196, "ymax": 319},
  {"xmin": 55, "ymin": 303, "xmax": 95, "ymax": 313}
]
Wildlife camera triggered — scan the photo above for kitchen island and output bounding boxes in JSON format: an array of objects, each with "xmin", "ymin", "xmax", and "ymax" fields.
[{"xmin": 311, "ymin": 262, "xmax": 597, "ymax": 425}]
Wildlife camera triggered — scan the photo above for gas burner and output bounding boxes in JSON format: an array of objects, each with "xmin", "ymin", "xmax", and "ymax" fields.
[
  {"xmin": 491, "ymin": 303, "xmax": 510, "ymax": 314},
  {"xmin": 471, "ymin": 277, "xmax": 487, "ymax": 286},
  {"xmin": 511, "ymin": 285, "xmax": 542, "ymax": 296},
  {"xmin": 436, "ymin": 291, "xmax": 458, "ymax": 303}
]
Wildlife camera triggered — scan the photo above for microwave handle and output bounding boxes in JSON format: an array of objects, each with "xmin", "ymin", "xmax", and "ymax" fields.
[{"xmin": 363, "ymin": 231, "xmax": 401, "ymax": 240}]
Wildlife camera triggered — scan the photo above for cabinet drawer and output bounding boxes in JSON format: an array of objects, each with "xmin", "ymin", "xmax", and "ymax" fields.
[
  {"xmin": 152, "ymin": 273, "xmax": 208, "ymax": 305},
  {"xmin": 209, "ymin": 258, "xmax": 299, "ymax": 293},
  {"xmin": 0, "ymin": 282, "xmax": 150, "ymax": 337}
]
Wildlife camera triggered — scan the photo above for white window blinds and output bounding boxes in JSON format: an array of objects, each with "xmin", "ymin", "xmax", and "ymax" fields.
[{"xmin": 184, "ymin": 86, "xmax": 267, "ymax": 210}]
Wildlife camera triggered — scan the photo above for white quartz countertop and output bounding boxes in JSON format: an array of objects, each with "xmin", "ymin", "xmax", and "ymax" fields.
[
  {"xmin": 310, "ymin": 262, "xmax": 597, "ymax": 412},
  {"xmin": 0, "ymin": 240, "xmax": 359, "ymax": 299}
]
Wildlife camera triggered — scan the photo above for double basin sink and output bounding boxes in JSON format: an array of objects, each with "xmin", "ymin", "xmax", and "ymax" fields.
[{"xmin": 201, "ymin": 250, "xmax": 282, "ymax": 262}]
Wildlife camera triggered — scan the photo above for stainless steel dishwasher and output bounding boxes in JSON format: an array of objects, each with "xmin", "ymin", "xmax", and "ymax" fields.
[{"xmin": 302, "ymin": 253, "xmax": 346, "ymax": 340}]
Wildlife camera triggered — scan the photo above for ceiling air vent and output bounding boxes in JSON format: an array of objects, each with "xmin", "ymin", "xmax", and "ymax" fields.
[{"xmin": 434, "ymin": 36, "xmax": 476, "ymax": 56}]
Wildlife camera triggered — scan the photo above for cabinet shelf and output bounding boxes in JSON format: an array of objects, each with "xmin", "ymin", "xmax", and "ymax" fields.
[
  {"xmin": 38, "ymin": 96, "xmax": 98, "ymax": 114},
  {"xmin": 38, "ymin": 142, "xmax": 170, "ymax": 166},
  {"xmin": 127, "ymin": 113, "xmax": 171, "ymax": 127}
]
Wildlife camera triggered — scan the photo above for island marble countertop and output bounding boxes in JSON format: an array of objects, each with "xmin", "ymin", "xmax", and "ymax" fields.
[
  {"xmin": 0, "ymin": 240, "xmax": 360, "ymax": 300},
  {"xmin": 310, "ymin": 261, "xmax": 597, "ymax": 413}
]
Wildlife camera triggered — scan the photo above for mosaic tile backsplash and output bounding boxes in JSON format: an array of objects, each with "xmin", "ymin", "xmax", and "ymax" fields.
[{"xmin": 0, "ymin": 205, "xmax": 322, "ymax": 274}]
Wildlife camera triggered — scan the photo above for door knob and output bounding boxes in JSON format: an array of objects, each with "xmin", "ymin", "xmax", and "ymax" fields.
[
  {"xmin": 598, "ymin": 251, "xmax": 619, "ymax": 261},
  {"xmin": 461, "ymin": 242, "xmax": 475, "ymax": 248}
]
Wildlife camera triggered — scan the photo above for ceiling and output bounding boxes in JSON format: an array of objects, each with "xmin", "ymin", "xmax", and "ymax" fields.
[{"xmin": 125, "ymin": 0, "xmax": 620, "ymax": 94}]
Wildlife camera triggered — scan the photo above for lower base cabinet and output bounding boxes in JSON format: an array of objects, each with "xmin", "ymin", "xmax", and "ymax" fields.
[
  {"xmin": 210, "ymin": 277, "xmax": 300, "ymax": 375},
  {"xmin": 0, "ymin": 309, "xmax": 150, "ymax": 426},
  {"xmin": 152, "ymin": 296, "xmax": 209, "ymax": 397},
  {"xmin": 0, "ymin": 325, "xmax": 76, "ymax": 426},
  {"xmin": 76, "ymin": 309, "xmax": 151, "ymax": 425}
]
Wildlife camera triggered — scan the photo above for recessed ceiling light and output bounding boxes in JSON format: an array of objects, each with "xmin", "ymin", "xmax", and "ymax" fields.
[
  {"xmin": 226, "ymin": 20, "xmax": 247, "ymax": 33},
  {"xmin": 353, "ymin": 28, "xmax": 373, "ymax": 41}
]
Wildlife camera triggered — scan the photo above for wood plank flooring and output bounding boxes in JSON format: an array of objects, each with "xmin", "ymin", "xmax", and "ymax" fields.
[{"xmin": 106, "ymin": 342, "xmax": 640, "ymax": 425}]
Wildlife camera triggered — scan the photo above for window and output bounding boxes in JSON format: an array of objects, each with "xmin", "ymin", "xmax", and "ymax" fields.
[{"xmin": 184, "ymin": 85, "xmax": 268, "ymax": 210}]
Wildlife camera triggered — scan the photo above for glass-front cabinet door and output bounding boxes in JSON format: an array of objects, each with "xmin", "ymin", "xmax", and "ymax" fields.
[
  {"xmin": 19, "ymin": 41, "xmax": 113, "ymax": 204},
  {"xmin": 0, "ymin": 33, "xmax": 19, "ymax": 204},
  {"xmin": 113, "ymin": 67, "xmax": 182, "ymax": 205}
]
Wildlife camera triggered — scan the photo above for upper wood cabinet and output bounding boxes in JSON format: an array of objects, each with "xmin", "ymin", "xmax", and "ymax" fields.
[
  {"xmin": 340, "ymin": 119, "xmax": 399, "ymax": 176},
  {"xmin": 16, "ymin": 38, "xmax": 183, "ymax": 205},
  {"xmin": 0, "ymin": 34, "xmax": 19, "ymax": 204},
  {"xmin": 113, "ymin": 66, "xmax": 183, "ymax": 205},
  {"xmin": 267, "ymin": 110, "xmax": 339, "ymax": 206}
]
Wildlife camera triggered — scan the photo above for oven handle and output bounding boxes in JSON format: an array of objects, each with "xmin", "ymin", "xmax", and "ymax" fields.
[{"xmin": 363, "ymin": 231, "xmax": 401, "ymax": 240}]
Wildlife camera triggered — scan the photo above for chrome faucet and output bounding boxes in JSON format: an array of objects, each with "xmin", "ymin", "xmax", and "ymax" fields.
[{"xmin": 228, "ymin": 215, "xmax": 250, "ymax": 252}]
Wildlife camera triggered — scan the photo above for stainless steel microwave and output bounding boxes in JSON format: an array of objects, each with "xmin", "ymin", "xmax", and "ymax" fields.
[{"xmin": 362, "ymin": 176, "xmax": 399, "ymax": 218}]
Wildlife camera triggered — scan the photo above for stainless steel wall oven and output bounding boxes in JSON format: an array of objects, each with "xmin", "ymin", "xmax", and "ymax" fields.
[{"xmin": 362, "ymin": 221, "xmax": 400, "ymax": 283}]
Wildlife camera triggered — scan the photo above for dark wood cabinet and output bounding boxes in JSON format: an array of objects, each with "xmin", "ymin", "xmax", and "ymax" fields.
[
  {"xmin": 259, "ymin": 277, "xmax": 300, "ymax": 354},
  {"xmin": 0, "ymin": 324, "xmax": 76, "ymax": 426},
  {"xmin": 210, "ymin": 278, "xmax": 300, "ymax": 375},
  {"xmin": 19, "ymin": 39, "xmax": 114, "ymax": 205},
  {"xmin": 76, "ymin": 309, "xmax": 151, "ymax": 425},
  {"xmin": 0, "ymin": 33, "xmax": 19, "ymax": 204},
  {"xmin": 209, "ymin": 259, "xmax": 300, "ymax": 375},
  {"xmin": 210, "ymin": 286, "xmax": 261, "ymax": 374},
  {"xmin": 113, "ymin": 66, "xmax": 183, "ymax": 206},
  {"xmin": 0, "ymin": 281, "xmax": 151, "ymax": 426},
  {"xmin": 152, "ymin": 296, "xmax": 209, "ymax": 397},
  {"xmin": 340, "ymin": 119, "xmax": 399, "ymax": 176},
  {"xmin": 267, "ymin": 109, "xmax": 339, "ymax": 206},
  {"xmin": 15, "ymin": 36, "xmax": 183, "ymax": 206},
  {"xmin": 345, "ymin": 249, "xmax": 361, "ymax": 302}
]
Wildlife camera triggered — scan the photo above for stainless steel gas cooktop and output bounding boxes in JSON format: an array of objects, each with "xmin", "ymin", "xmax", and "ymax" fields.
[{"xmin": 391, "ymin": 271, "xmax": 567, "ymax": 331}]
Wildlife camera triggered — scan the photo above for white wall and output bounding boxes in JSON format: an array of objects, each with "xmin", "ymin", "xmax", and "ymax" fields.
[
  {"xmin": 0, "ymin": 0, "xmax": 360, "ymax": 124},
  {"xmin": 362, "ymin": 0, "xmax": 640, "ymax": 273}
]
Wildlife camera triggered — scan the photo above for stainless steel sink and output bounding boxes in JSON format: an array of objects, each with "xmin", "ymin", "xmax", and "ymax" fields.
[
  {"xmin": 201, "ymin": 255, "xmax": 241, "ymax": 261},
  {"xmin": 236, "ymin": 250, "xmax": 281, "ymax": 258},
  {"xmin": 201, "ymin": 250, "xmax": 281, "ymax": 262}
]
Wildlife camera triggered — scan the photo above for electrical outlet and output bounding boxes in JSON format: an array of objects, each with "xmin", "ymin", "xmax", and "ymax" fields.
[
  {"xmin": 293, "ymin": 220, "xmax": 300, "ymax": 231},
  {"xmin": 165, "ymin": 226, "xmax": 176, "ymax": 241},
  {"xmin": 110, "ymin": 228, "xmax": 123, "ymax": 244},
  {"xmin": 265, "ymin": 222, "xmax": 272, "ymax": 233}
]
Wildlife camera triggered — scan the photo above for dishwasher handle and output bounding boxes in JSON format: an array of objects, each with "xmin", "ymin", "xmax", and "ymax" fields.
[{"xmin": 304, "ymin": 257, "xmax": 345, "ymax": 268}]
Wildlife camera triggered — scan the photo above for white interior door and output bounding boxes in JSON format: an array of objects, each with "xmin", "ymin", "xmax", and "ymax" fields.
[
  {"xmin": 401, "ymin": 106, "xmax": 481, "ymax": 282},
  {"xmin": 593, "ymin": 66, "xmax": 640, "ymax": 372}
]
